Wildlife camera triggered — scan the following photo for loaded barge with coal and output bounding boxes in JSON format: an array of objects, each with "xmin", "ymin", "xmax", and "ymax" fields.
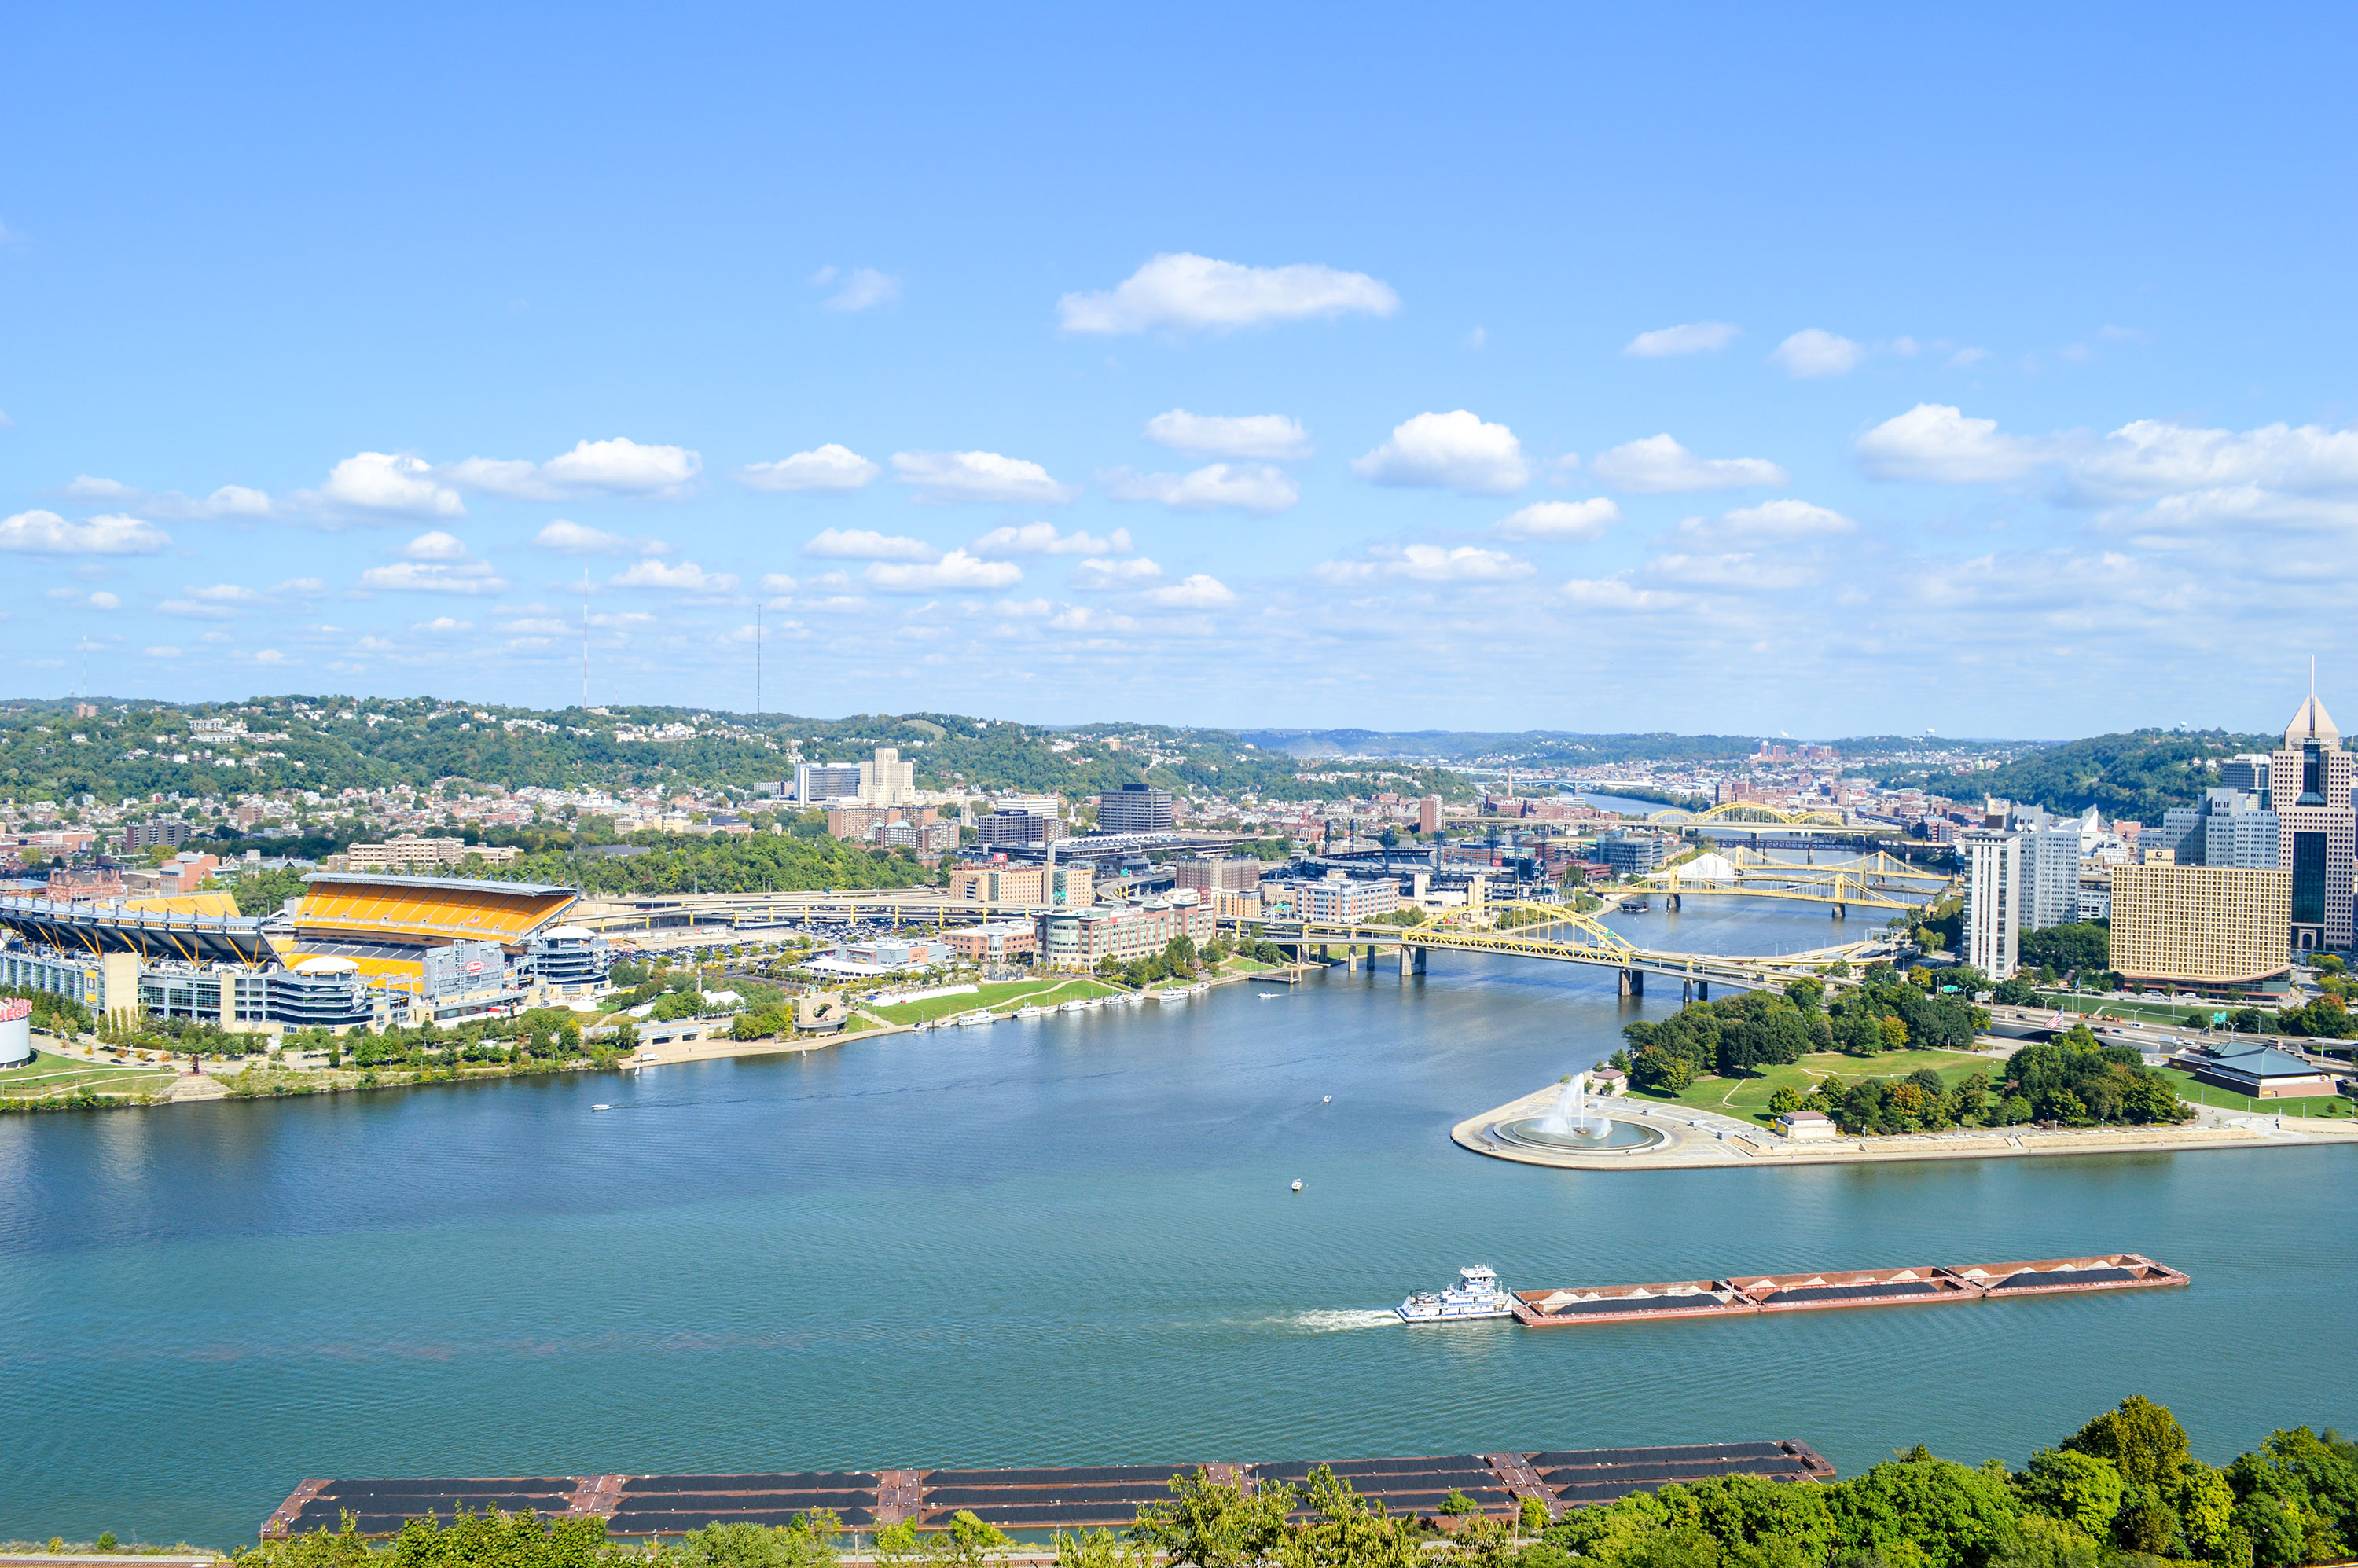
[
  {"xmin": 1511, "ymin": 1253, "xmax": 2186, "ymax": 1327},
  {"xmin": 262, "ymin": 1441, "xmax": 1838, "ymax": 1538}
]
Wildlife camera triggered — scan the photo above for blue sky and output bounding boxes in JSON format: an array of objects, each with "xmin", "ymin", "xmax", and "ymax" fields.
[{"xmin": 2, "ymin": 6, "xmax": 2353, "ymax": 737}]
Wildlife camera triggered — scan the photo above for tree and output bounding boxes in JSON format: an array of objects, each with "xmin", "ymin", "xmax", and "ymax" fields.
[
  {"xmin": 1132, "ymin": 1468, "xmax": 1298, "ymax": 1568},
  {"xmin": 1827, "ymin": 1455, "xmax": 2022, "ymax": 1568},
  {"xmin": 2018, "ymin": 1450, "xmax": 2125, "ymax": 1539},
  {"xmin": 674, "ymin": 1515, "xmax": 843, "ymax": 1568}
]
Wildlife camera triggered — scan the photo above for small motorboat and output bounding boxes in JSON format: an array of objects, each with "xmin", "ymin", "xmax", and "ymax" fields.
[
  {"xmin": 1291, "ymin": 1179, "xmax": 1304, "ymax": 1192},
  {"xmin": 592, "ymin": 1103, "xmax": 615, "ymax": 1112},
  {"xmin": 1322, "ymin": 1095, "xmax": 1331, "ymax": 1103}
]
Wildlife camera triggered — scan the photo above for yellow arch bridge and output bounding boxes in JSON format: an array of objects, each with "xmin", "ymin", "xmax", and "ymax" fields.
[
  {"xmin": 1644, "ymin": 849, "xmax": 1954, "ymax": 916},
  {"xmin": 1246, "ymin": 904, "xmax": 1879, "ymax": 998}
]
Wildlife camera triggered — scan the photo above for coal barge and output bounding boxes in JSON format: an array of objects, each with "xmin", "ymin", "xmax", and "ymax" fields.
[
  {"xmin": 262, "ymin": 1441, "xmax": 1837, "ymax": 1539},
  {"xmin": 1512, "ymin": 1253, "xmax": 2186, "ymax": 1327}
]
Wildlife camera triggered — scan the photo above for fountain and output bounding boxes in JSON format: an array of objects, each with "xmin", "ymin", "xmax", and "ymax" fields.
[
  {"xmin": 1537, "ymin": 1072, "xmax": 1614, "ymax": 1138},
  {"xmin": 1493, "ymin": 1070, "xmax": 1664, "ymax": 1151}
]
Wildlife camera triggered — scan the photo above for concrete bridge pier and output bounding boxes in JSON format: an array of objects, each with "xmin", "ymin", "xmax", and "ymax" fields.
[
  {"xmin": 1681, "ymin": 979, "xmax": 1694, "ymax": 1003},
  {"xmin": 1619, "ymin": 968, "xmax": 1644, "ymax": 997},
  {"xmin": 1397, "ymin": 943, "xmax": 1415, "ymax": 978},
  {"xmin": 1666, "ymin": 892, "xmax": 1681, "ymax": 912},
  {"xmin": 1830, "ymin": 903, "xmax": 1846, "ymax": 920},
  {"xmin": 1697, "ymin": 980, "xmax": 1710, "ymax": 1001},
  {"xmin": 1345, "ymin": 945, "xmax": 1361, "ymax": 973}
]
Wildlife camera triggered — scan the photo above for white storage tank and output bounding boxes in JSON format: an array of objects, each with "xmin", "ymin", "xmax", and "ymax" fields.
[{"xmin": 0, "ymin": 997, "xmax": 31, "ymax": 1067}]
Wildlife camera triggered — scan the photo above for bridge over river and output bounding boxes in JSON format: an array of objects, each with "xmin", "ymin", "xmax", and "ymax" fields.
[
  {"xmin": 1249, "ymin": 905, "xmax": 1886, "ymax": 997},
  {"xmin": 573, "ymin": 890, "xmax": 1883, "ymax": 994}
]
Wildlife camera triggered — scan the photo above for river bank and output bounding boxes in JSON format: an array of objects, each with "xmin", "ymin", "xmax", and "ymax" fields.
[{"xmin": 1453, "ymin": 1080, "xmax": 2358, "ymax": 1170}]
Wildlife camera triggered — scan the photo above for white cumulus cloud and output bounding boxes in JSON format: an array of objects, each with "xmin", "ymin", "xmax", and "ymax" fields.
[
  {"xmin": 358, "ymin": 560, "xmax": 509, "ymax": 594},
  {"xmin": 803, "ymin": 528, "xmax": 939, "ymax": 562},
  {"xmin": 1143, "ymin": 409, "xmax": 1312, "ymax": 460},
  {"xmin": 1589, "ymin": 435, "xmax": 1788, "ymax": 494},
  {"xmin": 1771, "ymin": 329, "xmax": 1866, "ymax": 378},
  {"xmin": 1314, "ymin": 544, "xmax": 1534, "ymax": 585},
  {"xmin": 1351, "ymin": 411, "xmax": 1530, "ymax": 494},
  {"xmin": 1143, "ymin": 573, "xmax": 1238, "ymax": 608},
  {"xmin": 1658, "ymin": 499, "xmax": 1856, "ymax": 550},
  {"xmin": 1494, "ymin": 499, "xmax": 1621, "ymax": 541},
  {"xmin": 737, "ymin": 443, "xmax": 880, "ymax": 493},
  {"xmin": 1101, "ymin": 463, "xmax": 1298, "ymax": 513},
  {"xmin": 814, "ymin": 266, "xmax": 900, "ymax": 313},
  {"xmin": 64, "ymin": 476, "xmax": 272, "ymax": 520},
  {"xmin": 971, "ymin": 523, "xmax": 1131, "ymax": 556},
  {"xmin": 1855, "ymin": 404, "xmax": 2059, "ymax": 483},
  {"xmin": 892, "ymin": 450, "xmax": 1078, "ymax": 505},
  {"xmin": 445, "ymin": 437, "xmax": 701, "ymax": 501},
  {"xmin": 1624, "ymin": 321, "xmax": 1740, "ymax": 358},
  {"xmin": 399, "ymin": 530, "xmax": 472, "ymax": 561},
  {"xmin": 608, "ymin": 560, "xmax": 739, "ymax": 593},
  {"xmin": 1059, "ymin": 253, "xmax": 1399, "ymax": 335},
  {"xmin": 534, "ymin": 519, "xmax": 667, "ymax": 556},
  {"xmin": 304, "ymin": 452, "xmax": 465, "ymax": 520},
  {"xmin": 1069, "ymin": 557, "xmax": 1165, "ymax": 591},
  {"xmin": 0, "ymin": 510, "xmax": 171, "ymax": 556},
  {"xmin": 2069, "ymin": 419, "xmax": 2358, "ymax": 500},
  {"xmin": 862, "ymin": 549, "xmax": 1023, "ymax": 593}
]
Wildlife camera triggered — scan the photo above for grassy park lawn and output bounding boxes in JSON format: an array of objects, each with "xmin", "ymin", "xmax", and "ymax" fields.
[
  {"xmin": 0, "ymin": 1048, "xmax": 178, "ymax": 1101},
  {"xmin": 1627, "ymin": 1048, "xmax": 1999, "ymax": 1127},
  {"xmin": 869, "ymin": 976, "xmax": 1122, "ymax": 1025},
  {"xmin": 2037, "ymin": 993, "xmax": 2219, "ymax": 1027},
  {"xmin": 2151, "ymin": 1066, "xmax": 2356, "ymax": 1118}
]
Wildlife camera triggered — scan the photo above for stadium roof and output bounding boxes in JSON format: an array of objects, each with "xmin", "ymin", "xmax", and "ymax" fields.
[
  {"xmin": 293, "ymin": 873, "xmax": 580, "ymax": 948},
  {"xmin": 0, "ymin": 894, "xmax": 277, "ymax": 964}
]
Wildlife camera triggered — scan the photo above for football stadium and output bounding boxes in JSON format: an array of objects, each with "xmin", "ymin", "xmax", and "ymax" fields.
[{"xmin": 0, "ymin": 872, "xmax": 609, "ymax": 1033}]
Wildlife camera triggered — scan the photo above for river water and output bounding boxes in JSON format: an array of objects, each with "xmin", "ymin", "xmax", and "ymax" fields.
[{"xmin": 1, "ymin": 901, "xmax": 2348, "ymax": 1548}]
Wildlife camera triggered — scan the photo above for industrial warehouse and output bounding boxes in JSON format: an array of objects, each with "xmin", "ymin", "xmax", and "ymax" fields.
[{"xmin": 0, "ymin": 873, "xmax": 610, "ymax": 1034}]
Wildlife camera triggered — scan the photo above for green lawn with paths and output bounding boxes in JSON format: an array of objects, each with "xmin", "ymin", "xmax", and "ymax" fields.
[
  {"xmin": 869, "ymin": 976, "xmax": 1123, "ymax": 1025},
  {"xmin": 0, "ymin": 1048, "xmax": 178, "ymax": 1100},
  {"xmin": 1625, "ymin": 1048, "xmax": 2002, "ymax": 1127}
]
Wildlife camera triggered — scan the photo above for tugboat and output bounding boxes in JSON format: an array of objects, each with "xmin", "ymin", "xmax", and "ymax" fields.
[{"xmin": 1395, "ymin": 1265, "xmax": 1514, "ymax": 1323}]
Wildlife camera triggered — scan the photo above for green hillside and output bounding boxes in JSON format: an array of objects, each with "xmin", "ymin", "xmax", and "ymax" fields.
[{"xmin": 1954, "ymin": 729, "xmax": 2275, "ymax": 821}]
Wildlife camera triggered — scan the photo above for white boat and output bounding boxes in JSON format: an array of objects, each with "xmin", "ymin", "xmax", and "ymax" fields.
[
  {"xmin": 1395, "ymin": 1265, "xmax": 1514, "ymax": 1324},
  {"xmin": 1059, "ymin": 999, "xmax": 1088, "ymax": 1012},
  {"xmin": 592, "ymin": 1103, "xmax": 615, "ymax": 1112},
  {"xmin": 1188, "ymin": 982, "xmax": 1210, "ymax": 994},
  {"xmin": 1016, "ymin": 1004, "xmax": 1053, "ymax": 1019},
  {"xmin": 1291, "ymin": 1179, "xmax": 1303, "ymax": 1192}
]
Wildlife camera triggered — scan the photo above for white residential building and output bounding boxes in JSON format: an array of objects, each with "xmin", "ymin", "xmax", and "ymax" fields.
[{"xmin": 1962, "ymin": 827, "xmax": 2020, "ymax": 979}]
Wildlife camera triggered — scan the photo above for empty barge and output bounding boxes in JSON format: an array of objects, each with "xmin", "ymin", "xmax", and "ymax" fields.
[
  {"xmin": 262, "ymin": 1441, "xmax": 1836, "ymax": 1539},
  {"xmin": 1513, "ymin": 1254, "xmax": 2186, "ymax": 1326}
]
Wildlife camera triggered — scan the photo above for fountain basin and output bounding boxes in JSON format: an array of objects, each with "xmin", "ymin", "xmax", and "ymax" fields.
[{"xmin": 1493, "ymin": 1115, "xmax": 1665, "ymax": 1152}]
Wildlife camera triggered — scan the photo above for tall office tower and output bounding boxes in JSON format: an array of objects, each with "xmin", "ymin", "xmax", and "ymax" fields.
[
  {"xmin": 2219, "ymin": 753, "xmax": 2271, "ymax": 799},
  {"xmin": 795, "ymin": 762, "xmax": 864, "ymax": 802},
  {"xmin": 2270, "ymin": 692, "xmax": 2353, "ymax": 954},
  {"xmin": 1961, "ymin": 828, "xmax": 2021, "ymax": 979}
]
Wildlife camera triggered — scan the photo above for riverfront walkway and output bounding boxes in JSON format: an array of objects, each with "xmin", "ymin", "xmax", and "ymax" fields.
[{"xmin": 1454, "ymin": 1083, "xmax": 2358, "ymax": 1170}]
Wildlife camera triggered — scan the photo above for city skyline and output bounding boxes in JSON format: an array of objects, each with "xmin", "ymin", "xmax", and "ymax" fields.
[{"xmin": 2, "ymin": 8, "xmax": 2353, "ymax": 735}]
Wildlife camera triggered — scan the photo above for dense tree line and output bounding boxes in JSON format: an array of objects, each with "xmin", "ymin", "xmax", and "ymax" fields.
[
  {"xmin": 1618, "ymin": 970, "xmax": 1983, "ymax": 1092},
  {"xmin": 482, "ymin": 834, "xmax": 940, "ymax": 895}
]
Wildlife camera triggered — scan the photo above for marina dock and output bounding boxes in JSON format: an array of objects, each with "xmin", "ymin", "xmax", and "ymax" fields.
[
  {"xmin": 261, "ymin": 1441, "xmax": 1836, "ymax": 1538},
  {"xmin": 1511, "ymin": 1254, "xmax": 2186, "ymax": 1327}
]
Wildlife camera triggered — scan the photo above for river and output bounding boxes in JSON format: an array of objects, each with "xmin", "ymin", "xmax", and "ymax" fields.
[{"xmin": 0, "ymin": 899, "xmax": 2346, "ymax": 1546}]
